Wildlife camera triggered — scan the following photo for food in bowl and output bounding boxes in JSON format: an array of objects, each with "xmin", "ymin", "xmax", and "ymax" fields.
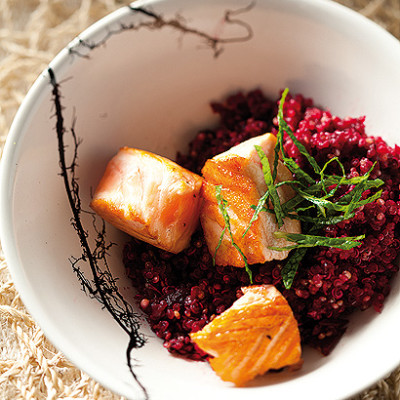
[
  {"xmin": 200, "ymin": 131, "xmax": 301, "ymax": 268},
  {"xmin": 190, "ymin": 284, "xmax": 303, "ymax": 386},
  {"xmin": 90, "ymin": 147, "xmax": 203, "ymax": 254},
  {"xmin": 2, "ymin": 0, "xmax": 400, "ymax": 397},
  {"xmin": 90, "ymin": 87, "xmax": 400, "ymax": 385}
]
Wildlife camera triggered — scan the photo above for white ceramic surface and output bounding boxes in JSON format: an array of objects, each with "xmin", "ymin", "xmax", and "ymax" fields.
[{"xmin": 1, "ymin": 0, "xmax": 400, "ymax": 399}]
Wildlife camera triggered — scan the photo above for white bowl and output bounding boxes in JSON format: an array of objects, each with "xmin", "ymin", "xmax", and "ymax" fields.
[{"xmin": 1, "ymin": 0, "xmax": 400, "ymax": 399}]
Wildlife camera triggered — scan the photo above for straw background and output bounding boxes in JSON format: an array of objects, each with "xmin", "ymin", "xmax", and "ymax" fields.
[{"xmin": 0, "ymin": 0, "xmax": 399, "ymax": 399}]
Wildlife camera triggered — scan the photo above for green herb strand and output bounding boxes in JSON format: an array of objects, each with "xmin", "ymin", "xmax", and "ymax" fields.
[
  {"xmin": 343, "ymin": 162, "xmax": 377, "ymax": 219},
  {"xmin": 319, "ymin": 156, "xmax": 345, "ymax": 195},
  {"xmin": 254, "ymin": 145, "xmax": 285, "ymax": 228},
  {"xmin": 277, "ymin": 88, "xmax": 321, "ymax": 176},
  {"xmin": 243, "ymin": 190, "xmax": 270, "ymax": 237},
  {"xmin": 285, "ymin": 212, "xmax": 355, "ymax": 226},
  {"xmin": 281, "ymin": 248, "xmax": 308, "ymax": 289},
  {"xmin": 214, "ymin": 185, "xmax": 253, "ymax": 283},
  {"xmin": 271, "ymin": 231, "xmax": 365, "ymax": 251}
]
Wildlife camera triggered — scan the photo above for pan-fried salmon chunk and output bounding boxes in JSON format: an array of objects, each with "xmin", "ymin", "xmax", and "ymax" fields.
[
  {"xmin": 200, "ymin": 133, "xmax": 301, "ymax": 267},
  {"xmin": 190, "ymin": 284, "xmax": 302, "ymax": 386},
  {"xmin": 90, "ymin": 147, "xmax": 203, "ymax": 254}
]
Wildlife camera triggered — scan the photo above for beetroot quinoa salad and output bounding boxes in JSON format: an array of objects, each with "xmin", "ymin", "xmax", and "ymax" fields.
[{"xmin": 123, "ymin": 89, "xmax": 400, "ymax": 360}]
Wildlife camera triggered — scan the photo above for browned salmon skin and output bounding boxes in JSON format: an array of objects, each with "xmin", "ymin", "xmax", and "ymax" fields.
[
  {"xmin": 190, "ymin": 284, "xmax": 302, "ymax": 386},
  {"xmin": 200, "ymin": 133, "xmax": 301, "ymax": 268},
  {"xmin": 90, "ymin": 147, "xmax": 203, "ymax": 254}
]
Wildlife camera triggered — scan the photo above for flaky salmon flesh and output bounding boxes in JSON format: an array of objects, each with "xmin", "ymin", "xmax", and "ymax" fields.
[
  {"xmin": 190, "ymin": 284, "xmax": 302, "ymax": 386},
  {"xmin": 200, "ymin": 132, "xmax": 301, "ymax": 268},
  {"xmin": 90, "ymin": 147, "xmax": 203, "ymax": 254}
]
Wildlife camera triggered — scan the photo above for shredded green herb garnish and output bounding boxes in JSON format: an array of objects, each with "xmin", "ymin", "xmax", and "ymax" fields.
[
  {"xmin": 214, "ymin": 185, "xmax": 253, "ymax": 283},
  {"xmin": 280, "ymin": 247, "xmax": 308, "ymax": 290},
  {"xmin": 214, "ymin": 88, "xmax": 383, "ymax": 289},
  {"xmin": 263, "ymin": 88, "xmax": 383, "ymax": 288},
  {"xmin": 270, "ymin": 232, "xmax": 365, "ymax": 250},
  {"xmin": 254, "ymin": 145, "xmax": 285, "ymax": 228},
  {"xmin": 243, "ymin": 180, "xmax": 299, "ymax": 238}
]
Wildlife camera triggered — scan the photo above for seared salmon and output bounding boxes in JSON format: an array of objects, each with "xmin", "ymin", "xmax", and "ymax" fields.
[
  {"xmin": 200, "ymin": 133, "xmax": 301, "ymax": 267},
  {"xmin": 90, "ymin": 147, "xmax": 203, "ymax": 254},
  {"xmin": 190, "ymin": 284, "xmax": 302, "ymax": 386}
]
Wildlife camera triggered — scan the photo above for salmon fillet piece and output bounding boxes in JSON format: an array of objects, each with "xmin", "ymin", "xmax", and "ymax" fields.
[
  {"xmin": 90, "ymin": 147, "xmax": 203, "ymax": 254},
  {"xmin": 200, "ymin": 133, "xmax": 301, "ymax": 267},
  {"xmin": 190, "ymin": 284, "xmax": 302, "ymax": 386}
]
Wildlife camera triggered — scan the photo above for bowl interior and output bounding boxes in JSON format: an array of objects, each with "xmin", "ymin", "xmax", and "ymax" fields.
[{"xmin": 2, "ymin": 0, "xmax": 400, "ymax": 399}]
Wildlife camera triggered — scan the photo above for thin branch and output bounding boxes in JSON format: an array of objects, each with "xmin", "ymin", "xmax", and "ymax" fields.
[
  {"xmin": 68, "ymin": 3, "xmax": 255, "ymax": 58},
  {"xmin": 48, "ymin": 67, "xmax": 148, "ymax": 399}
]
